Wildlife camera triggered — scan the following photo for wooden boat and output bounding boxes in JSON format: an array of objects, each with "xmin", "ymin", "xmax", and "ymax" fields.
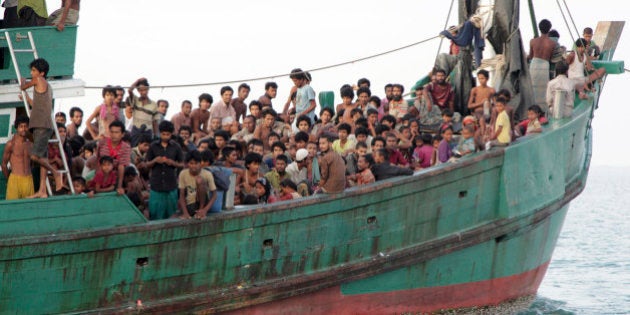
[{"xmin": 0, "ymin": 1, "xmax": 625, "ymax": 314}]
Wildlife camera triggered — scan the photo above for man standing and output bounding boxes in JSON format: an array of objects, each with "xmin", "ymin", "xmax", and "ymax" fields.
[
  {"xmin": 1, "ymin": 116, "xmax": 34, "ymax": 199},
  {"xmin": 527, "ymin": 19, "xmax": 556, "ymax": 107},
  {"xmin": 143, "ymin": 121, "xmax": 184, "ymax": 220},
  {"xmin": 127, "ymin": 77, "xmax": 160, "ymax": 145},
  {"xmin": 290, "ymin": 69, "xmax": 317, "ymax": 125},
  {"xmin": 231, "ymin": 83, "xmax": 250, "ymax": 123},
  {"xmin": 317, "ymin": 134, "xmax": 346, "ymax": 194},
  {"xmin": 66, "ymin": 106, "xmax": 83, "ymax": 138}
]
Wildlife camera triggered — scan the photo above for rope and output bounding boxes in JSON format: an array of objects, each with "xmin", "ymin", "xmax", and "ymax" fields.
[
  {"xmin": 625, "ymin": 68, "xmax": 630, "ymax": 73},
  {"xmin": 85, "ymin": 35, "xmax": 440, "ymax": 90},
  {"xmin": 555, "ymin": 0, "xmax": 576, "ymax": 49},
  {"xmin": 561, "ymin": 0, "xmax": 582, "ymax": 41},
  {"xmin": 435, "ymin": 0, "xmax": 456, "ymax": 61}
]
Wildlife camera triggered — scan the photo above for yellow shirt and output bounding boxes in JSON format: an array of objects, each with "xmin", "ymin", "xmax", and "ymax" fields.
[
  {"xmin": 332, "ymin": 138, "xmax": 356, "ymax": 156},
  {"xmin": 18, "ymin": 0, "xmax": 48, "ymax": 18},
  {"xmin": 495, "ymin": 110, "xmax": 511, "ymax": 144}
]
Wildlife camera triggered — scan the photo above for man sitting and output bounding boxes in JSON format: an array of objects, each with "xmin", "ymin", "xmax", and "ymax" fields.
[{"xmin": 372, "ymin": 148, "xmax": 413, "ymax": 181}]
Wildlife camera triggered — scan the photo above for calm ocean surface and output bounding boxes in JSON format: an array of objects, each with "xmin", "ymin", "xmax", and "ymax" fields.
[{"xmin": 520, "ymin": 166, "xmax": 630, "ymax": 315}]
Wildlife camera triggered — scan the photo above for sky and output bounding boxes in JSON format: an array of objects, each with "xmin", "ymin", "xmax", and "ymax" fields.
[{"xmin": 46, "ymin": 0, "xmax": 628, "ymax": 166}]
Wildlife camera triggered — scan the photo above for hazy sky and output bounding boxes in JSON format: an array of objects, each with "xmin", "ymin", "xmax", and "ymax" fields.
[{"xmin": 47, "ymin": 0, "xmax": 628, "ymax": 166}]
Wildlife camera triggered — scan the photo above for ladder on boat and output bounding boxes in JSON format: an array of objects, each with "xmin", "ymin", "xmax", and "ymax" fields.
[{"xmin": 4, "ymin": 31, "xmax": 75, "ymax": 195}]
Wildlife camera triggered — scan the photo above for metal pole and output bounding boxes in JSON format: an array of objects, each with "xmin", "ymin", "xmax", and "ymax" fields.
[{"xmin": 528, "ymin": 0, "xmax": 539, "ymax": 38}]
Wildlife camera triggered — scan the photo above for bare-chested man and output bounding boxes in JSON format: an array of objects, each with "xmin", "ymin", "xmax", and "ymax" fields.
[
  {"xmin": 527, "ymin": 19, "xmax": 557, "ymax": 107},
  {"xmin": 468, "ymin": 69, "xmax": 496, "ymax": 120},
  {"xmin": 1, "ymin": 116, "xmax": 34, "ymax": 200},
  {"xmin": 47, "ymin": 0, "xmax": 80, "ymax": 32},
  {"xmin": 253, "ymin": 108, "xmax": 279, "ymax": 152}
]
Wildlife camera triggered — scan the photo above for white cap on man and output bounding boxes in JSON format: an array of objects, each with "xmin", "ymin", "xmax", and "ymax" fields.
[{"xmin": 295, "ymin": 149, "xmax": 308, "ymax": 162}]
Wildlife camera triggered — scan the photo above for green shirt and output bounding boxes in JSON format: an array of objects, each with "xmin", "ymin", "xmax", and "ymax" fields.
[{"xmin": 18, "ymin": 0, "xmax": 48, "ymax": 18}]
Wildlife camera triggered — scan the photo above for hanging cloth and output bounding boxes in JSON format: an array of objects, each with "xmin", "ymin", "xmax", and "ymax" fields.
[{"xmin": 440, "ymin": 17, "xmax": 485, "ymax": 68}]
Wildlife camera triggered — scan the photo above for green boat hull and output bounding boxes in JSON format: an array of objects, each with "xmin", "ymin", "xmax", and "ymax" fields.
[{"xmin": 0, "ymin": 97, "xmax": 593, "ymax": 313}]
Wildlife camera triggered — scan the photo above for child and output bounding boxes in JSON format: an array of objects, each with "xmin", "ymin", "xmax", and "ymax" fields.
[
  {"xmin": 525, "ymin": 105, "xmax": 543, "ymax": 135},
  {"xmin": 355, "ymin": 154, "xmax": 375, "ymax": 186},
  {"xmin": 178, "ymin": 150, "xmax": 217, "ymax": 219},
  {"xmin": 345, "ymin": 141, "xmax": 368, "ymax": 185},
  {"xmin": 467, "ymin": 70, "xmax": 496, "ymax": 121},
  {"xmin": 332, "ymin": 123, "xmax": 356, "ymax": 157},
  {"xmin": 19, "ymin": 58, "xmax": 64, "ymax": 197},
  {"xmin": 178, "ymin": 125, "xmax": 197, "ymax": 152},
  {"xmin": 440, "ymin": 108, "xmax": 454, "ymax": 134},
  {"xmin": 310, "ymin": 107, "xmax": 335, "ymax": 143},
  {"xmin": 437, "ymin": 127, "xmax": 454, "ymax": 163},
  {"xmin": 278, "ymin": 178, "xmax": 301, "ymax": 201},
  {"xmin": 90, "ymin": 156, "xmax": 117, "ymax": 193},
  {"xmin": 486, "ymin": 96, "xmax": 512, "ymax": 150},
  {"xmin": 72, "ymin": 176, "xmax": 94, "ymax": 197},
  {"xmin": 454, "ymin": 126, "xmax": 477, "ymax": 157},
  {"xmin": 85, "ymin": 86, "xmax": 119, "ymax": 140},
  {"xmin": 412, "ymin": 134, "xmax": 434, "ymax": 169},
  {"xmin": 254, "ymin": 177, "xmax": 276, "ymax": 204}
]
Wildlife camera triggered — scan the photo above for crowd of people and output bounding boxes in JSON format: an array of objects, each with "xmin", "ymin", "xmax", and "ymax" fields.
[{"xmin": 1, "ymin": 17, "xmax": 603, "ymax": 221}]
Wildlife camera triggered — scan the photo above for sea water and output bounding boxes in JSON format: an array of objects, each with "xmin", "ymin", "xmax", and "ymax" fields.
[{"xmin": 520, "ymin": 166, "xmax": 630, "ymax": 315}]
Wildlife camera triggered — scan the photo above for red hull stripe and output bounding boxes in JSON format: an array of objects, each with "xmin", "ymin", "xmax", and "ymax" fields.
[{"xmin": 229, "ymin": 261, "xmax": 550, "ymax": 314}]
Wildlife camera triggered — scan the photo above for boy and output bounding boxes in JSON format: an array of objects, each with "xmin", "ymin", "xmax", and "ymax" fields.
[
  {"xmin": 178, "ymin": 150, "xmax": 217, "ymax": 220},
  {"xmin": 332, "ymin": 123, "xmax": 356, "ymax": 157},
  {"xmin": 72, "ymin": 176, "xmax": 93, "ymax": 197},
  {"xmin": 486, "ymin": 97, "xmax": 511, "ymax": 150},
  {"xmin": 90, "ymin": 156, "xmax": 117, "ymax": 193},
  {"xmin": 178, "ymin": 125, "xmax": 197, "ymax": 152},
  {"xmin": 317, "ymin": 134, "xmax": 346, "ymax": 194},
  {"xmin": 191, "ymin": 93, "xmax": 213, "ymax": 140},
  {"xmin": 143, "ymin": 121, "xmax": 185, "ymax": 220},
  {"xmin": 346, "ymin": 141, "xmax": 369, "ymax": 186},
  {"xmin": 526, "ymin": 105, "xmax": 543, "ymax": 134},
  {"xmin": 156, "ymin": 99, "xmax": 169, "ymax": 123},
  {"xmin": 19, "ymin": 58, "xmax": 63, "ymax": 197},
  {"xmin": 355, "ymin": 154, "xmax": 375, "ymax": 186},
  {"xmin": 467, "ymin": 70, "xmax": 495, "ymax": 120},
  {"xmin": 1, "ymin": 116, "xmax": 34, "ymax": 199},
  {"xmin": 290, "ymin": 69, "xmax": 317, "ymax": 125}
]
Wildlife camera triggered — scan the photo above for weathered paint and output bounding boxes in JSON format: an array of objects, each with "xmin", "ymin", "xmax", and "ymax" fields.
[
  {"xmin": 0, "ymin": 22, "xmax": 623, "ymax": 314},
  {"xmin": 0, "ymin": 98, "xmax": 590, "ymax": 314},
  {"xmin": 0, "ymin": 26, "xmax": 77, "ymax": 80},
  {"xmin": 227, "ymin": 205, "xmax": 568, "ymax": 314}
]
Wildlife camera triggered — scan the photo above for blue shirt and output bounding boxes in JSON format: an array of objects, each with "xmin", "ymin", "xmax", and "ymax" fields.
[{"xmin": 296, "ymin": 84, "xmax": 316, "ymax": 123}]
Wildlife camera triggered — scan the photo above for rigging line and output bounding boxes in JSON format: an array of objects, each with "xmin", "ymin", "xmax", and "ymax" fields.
[
  {"xmin": 555, "ymin": 0, "xmax": 576, "ymax": 48},
  {"xmin": 435, "ymin": 0, "xmax": 456, "ymax": 61},
  {"xmin": 85, "ymin": 35, "xmax": 440, "ymax": 90},
  {"xmin": 561, "ymin": 0, "xmax": 581, "ymax": 41},
  {"xmin": 625, "ymin": 68, "xmax": 630, "ymax": 73}
]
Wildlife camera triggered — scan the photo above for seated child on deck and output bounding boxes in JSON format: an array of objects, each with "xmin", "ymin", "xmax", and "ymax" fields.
[
  {"xmin": 454, "ymin": 125, "xmax": 477, "ymax": 157},
  {"xmin": 88, "ymin": 156, "xmax": 117, "ymax": 193}
]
